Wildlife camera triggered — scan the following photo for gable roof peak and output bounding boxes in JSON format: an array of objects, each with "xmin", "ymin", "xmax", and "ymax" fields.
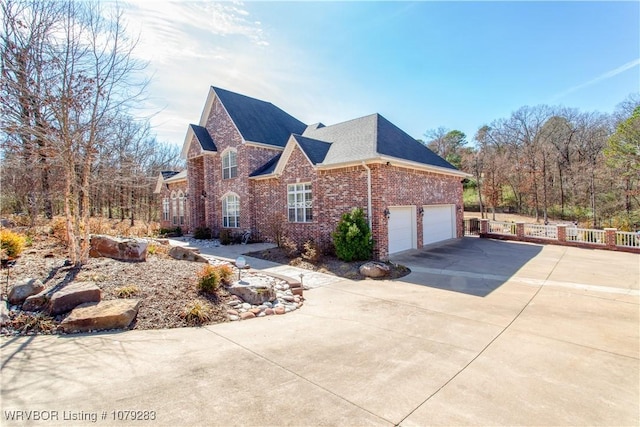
[{"xmin": 210, "ymin": 86, "xmax": 306, "ymax": 148}]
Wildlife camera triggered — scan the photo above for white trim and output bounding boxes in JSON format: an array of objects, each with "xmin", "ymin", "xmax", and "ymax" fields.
[
  {"xmin": 315, "ymin": 156, "xmax": 471, "ymax": 178},
  {"xmin": 153, "ymin": 173, "xmax": 164, "ymax": 194},
  {"xmin": 181, "ymin": 127, "xmax": 198, "ymax": 159},
  {"xmin": 362, "ymin": 162, "xmax": 372, "ymax": 230},
  {"xmin": 164, "ymin": 170, "xmax": 187, "ymax": 184},
  {"xmin": 245, "ymin": 141, "xmax": 285, "ymax": 151}
]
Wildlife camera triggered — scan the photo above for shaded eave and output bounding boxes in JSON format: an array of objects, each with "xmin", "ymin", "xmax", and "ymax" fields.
[{"xmin": 250, "ymin": 155, "xmax": 472, "ymax": 180}]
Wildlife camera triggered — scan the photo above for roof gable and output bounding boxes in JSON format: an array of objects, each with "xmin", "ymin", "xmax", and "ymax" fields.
[
  {"xmin": 249, "ymin": 153, "xmax": 281, "ymax": 177},
  {"xmin": 302, "ymin": 113, "xmax": 457, "ymax": 171},
  {"xmin": 213, "ymin": 87, "xmax": 306, "ymax": 148},
  {"xmin": 181, "ymin": 124, "xmax": 216, "ymax": 158},
  {"xmin": 190, "ymin": 124, "xmax": 216, "ymax": 151},
  {"xmin": 292, "ymin": 135, "xmax": 331, "ymax": 165},
  {"xmin": 375, "ymin": 115, "xmax": 457, "ymax": 170}
]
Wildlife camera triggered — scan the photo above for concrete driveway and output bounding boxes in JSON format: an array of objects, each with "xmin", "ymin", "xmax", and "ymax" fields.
[{"xmin": 1, "ymin": 238, "xmax": 638, "ymax": 426}]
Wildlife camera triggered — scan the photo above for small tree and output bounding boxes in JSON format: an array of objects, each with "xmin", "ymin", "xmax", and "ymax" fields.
[{"xmin": 332, "ymin": 208, "xmax": 373, "ymax": 261}]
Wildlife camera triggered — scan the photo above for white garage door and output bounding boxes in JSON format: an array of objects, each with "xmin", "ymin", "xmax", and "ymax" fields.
[
  {"xmin": 423, "ymin": 205, "xmax": 455, "ymax": 246},
  {"xmin": 388, "ymin": 206, "xmax": 415, "ymax": 255}
]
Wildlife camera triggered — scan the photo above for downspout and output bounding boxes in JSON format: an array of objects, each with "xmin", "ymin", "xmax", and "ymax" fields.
[{"xmin": 362, "ymin": 162, "xmax": 372, "ymax": 230}]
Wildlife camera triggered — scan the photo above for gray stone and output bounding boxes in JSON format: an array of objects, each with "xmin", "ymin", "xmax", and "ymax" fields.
[
  {"xmin": 228, "ymin": 282, "xmax": 277, "ymax": 306},
  {"xmin": 8, "ymin": 278, "xmax": 45, "ymax": 305},
  {"xmin": 168, "ymin": 246, "xmax": 208, "ymax": 263},
  {"xmin": 49, "ymin": 282, "xmax": 101, "ymax": 315},
  {"xmin": 0, "ymin": 300, "xmax": 9, "ymax": 326},
  {"xmin": 89, "ymin": 235, "xmax": 148, "ymax": 262},
  {"xmin": 22, "ymin": 289, "xmax": 50, "ymax": 312},
  {"xmin": 359, "ymin": 261, "xmax": 391, "ymax": 278},
  {"xmin": 60, "ymin": 299, "xmax": 141, "ymax": 333}
]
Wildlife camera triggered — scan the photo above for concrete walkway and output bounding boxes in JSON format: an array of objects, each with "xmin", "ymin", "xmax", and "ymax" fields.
[{"xmin": 1, "ymin": 239, "xmax": 638, "ymax": 426}]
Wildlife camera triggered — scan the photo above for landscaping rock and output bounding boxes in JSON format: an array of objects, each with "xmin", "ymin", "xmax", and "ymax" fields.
[
  {"xmin": 0, "ymin": 299, "xmax": 9, "ymax": 326},
  {"xmin": 359, "ymin": 261, "xmax": 391, "ymax": 278},
  {"xmin": 60, "ymin": 299, "xmax": 141, "ymax": 333},
  {"xmin": 168, "ymin": 246, "xmax": 207, "ymax": 263},
  {"xmin": 22, "ymin": 289, "xmax": 49, "ymax": 312},
  {"xmin": 8, "ymin": 278, "xmax": 45, "ymax": 305},
  {"xmin": 239, "ymin": 311, "xmax": 255, "ymax": 320},
  {"xmin": 49, "ymin": 281, "xmax": 101, "ymax": 315},
  {"xmin": 89, "ymin": 235, "xmax": 148, "ymax": 262},
  {"xmin": 227, "ymin": 280, "xmax": 276, "ymax": 306}
]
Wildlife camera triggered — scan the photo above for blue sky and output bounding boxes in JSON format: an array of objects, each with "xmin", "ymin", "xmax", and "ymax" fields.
[{"xmin": 120, "ymin": 1, "xmax": 640, "ymax": 147}]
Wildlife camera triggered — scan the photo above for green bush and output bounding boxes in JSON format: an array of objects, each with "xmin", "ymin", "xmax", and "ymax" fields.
[
  {"xmin": 197, "ymin": 265, "xmax": 221, "ymax": 293},
  {"xmin": 159, "ymin": 227, "xmax": 182, "ymax": 237},
  {"xmin": 219, "ymin": 229, "xmax": 232, "ymax": 245},
  {"xmin": 332, "ymin": 208, "xmax": 373, "ymax": 262},
  {"xmin": 193, "ymin": 227, "xmax": 211, "ymax": 240}
]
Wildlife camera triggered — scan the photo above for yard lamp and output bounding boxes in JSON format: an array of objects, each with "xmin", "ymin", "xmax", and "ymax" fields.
[{"xmin": 235, "ymin": 256, "xmax": 246, "ymax": 281}]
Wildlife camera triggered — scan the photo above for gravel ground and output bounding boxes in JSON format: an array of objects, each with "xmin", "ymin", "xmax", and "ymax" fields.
[{"xmin": 1, "ymin": 237, "xmax": 232, "ymax": 335}]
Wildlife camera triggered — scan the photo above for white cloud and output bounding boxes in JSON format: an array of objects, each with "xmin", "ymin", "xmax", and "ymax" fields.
[{"xmin": 551, "ymin": 58, "xmax": 640, "ymax": 102}]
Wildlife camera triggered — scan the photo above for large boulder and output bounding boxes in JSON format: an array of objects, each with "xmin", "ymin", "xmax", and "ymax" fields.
[
  {"xmin": 22, "ymin": 289, "xmax": 50, "ymax": 312},
  {"xmin": 228, "ymin": 277, "xmax": 276, "ymax": 305},
  {"xmin": 359, "ymin": 261, "xmax": 391, "ymax": 278},
  {"xmin": 60, "ymin": 299, "xmax": 141, "ymax": 333},
  {"xmin": 89, "ymin": 235, "xmax": 148, "ymax": 262},
  {"xmin": 168, "ymin": 246, "xmax": 207, "ymax": 263},
  {"xmin": 0, "ymin": 300, "xmax": 9, "ymax": 326},
  {"xmin": 49, "ymin": 281, "xmax": 101, "ymax": 315},
  {"xmin": 8, "ymin": 278, "xmax": 45, "ymax": 305}
]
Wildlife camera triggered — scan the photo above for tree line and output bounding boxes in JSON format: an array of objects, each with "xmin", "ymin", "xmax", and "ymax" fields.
[
  {"xmin": 424, "ymin": 96, "xmax": 640, "ymax": 230},
  {"xmin": 1, "ymin": 0, "xmax": 183, "ymax": 264}
]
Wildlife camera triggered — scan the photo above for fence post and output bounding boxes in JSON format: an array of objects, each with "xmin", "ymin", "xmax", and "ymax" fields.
[
  {"xmin": 480, "ymin": 219, "xmax": 489, "ymax": 235},
  {"xmin": 604, "ymin": 228, "xmax": 617, "ymax": 249},
  {"xmin": 516, "ymin": 222, "xmax": 525, "ymax": 238},
  {"xmin": 557, "ymin": 224, "xmax": 567, "ymax": 243}
]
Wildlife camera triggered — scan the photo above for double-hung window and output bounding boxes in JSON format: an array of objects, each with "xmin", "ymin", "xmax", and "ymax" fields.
[
  {"xmin": 162, "ymin": 197, "xmax": 169, "ymax": 221},
  {"xmin": 222, "ymin": 194, "xmax": 240, "ymax": 228},
  {"xmin": 222, "ymin": 150, "xmax": 237, "ymax": 179},
  {"xmin": 288, "ymin": 183, "xmax": 312, "ymax": 222},
  {"xmin": 171, "ymin": 192, "xmax": 178, "ymax": 225},
  {"xmin": 178, "ymin": 191, "xmax": 185, "ymax": 225}
]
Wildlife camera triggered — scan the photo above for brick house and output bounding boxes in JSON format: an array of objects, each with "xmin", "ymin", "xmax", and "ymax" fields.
[
  {"xmin": 153, "ymin": 170, "xmax": 190, "ymax": 232},
  {"xmin": 168, "ymin": 86, "xmax": 468, "ymax": 259}
]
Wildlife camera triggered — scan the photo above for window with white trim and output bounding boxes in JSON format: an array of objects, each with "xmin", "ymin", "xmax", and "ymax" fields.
[
  {"xmin": 288, "ymin": 183, "xmax": 312, "ymax": 222},
  {"xmin": 222, "ymin": 193, "xmax": 240, "ymax": 228},
  {"xmin": 222, "ymin": 150, "xmax": 237, "ymax": 179},
  {"xmin": 162, "ymin": 197, "xmax": 169, "ymax": 221},
  {"xmin": 178, "ymin": 191, "xmax": 185, "ymax": 225},
  {"xmin": 171, "ymin": 191, "xmax": 178, "ymax": 225}
]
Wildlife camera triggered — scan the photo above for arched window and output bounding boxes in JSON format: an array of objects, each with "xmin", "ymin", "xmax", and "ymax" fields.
[
  {"xmin": 178, "ymin": 191, "xmax": 185, "ymax": 225},
  {"xmin": 171, "ymin": 191, "xmax": 178, "ymax": 225},
  {"xmin": 222, "ymin": 193, "xmax": 240, "ymax": 228},
  {"xmin": 222, "ymin": 149, "xmax": 237, "ymax": 179},
  {"xmin": 162, "ymin": 197, "xmax": 170, "ymax": 221}
]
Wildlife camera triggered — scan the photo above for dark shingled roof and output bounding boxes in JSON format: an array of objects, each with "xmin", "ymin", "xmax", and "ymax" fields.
[
  {"xmin": 213, "ymin": 87, "xmax": 306, "ymax": 147},
  {"xmin": 190, "ymin": 124, "xmax": 217, "ymax": 152},
  {"xmin": 375, "ymin": 115, "xmax": 457, "ymax": 170},
  {"xmin": 161, "ymin": 171, "xmax": 180, "ymax": 180},
  {"xmin": 249, "ymin": 153, "xmax": 282, "ymax": 177},
  {"xmin": 302, "ymin": 113, "xmax": 457, "ymax": 170},
  {"xmin": 292, "ymin": 135, "xmax": 332, "ymax": 165}
]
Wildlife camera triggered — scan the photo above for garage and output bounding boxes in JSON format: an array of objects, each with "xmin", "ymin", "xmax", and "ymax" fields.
[
  {"xmin": 423, "ymin": 204, "xmax": 455, "ymax": 246},
  {"xmin": 388, "ymin": 206, "xmax": 416, "ymax": 255}
]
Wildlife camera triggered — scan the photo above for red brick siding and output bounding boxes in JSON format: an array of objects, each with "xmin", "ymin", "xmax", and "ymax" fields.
[
  {"xmin": 371, "ymin": 164, "xmax": 463, "ymax": 259},
  {"xmin": 188, "ymin": 96, "xmax": 281, "ymax": 237},
  {"xmin": 184, "ymin": 95, "xmax": 463, "ymax": 258}
]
